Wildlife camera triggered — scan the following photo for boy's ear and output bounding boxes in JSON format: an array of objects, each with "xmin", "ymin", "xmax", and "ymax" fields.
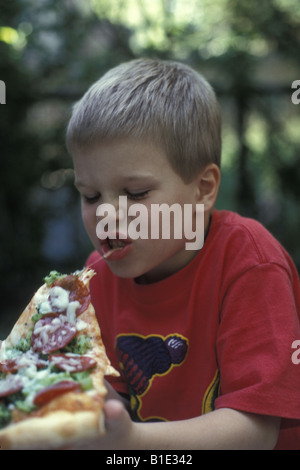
[{"xmin": 195, "ymin": 164, "xmax": 221, "ymax": 210}]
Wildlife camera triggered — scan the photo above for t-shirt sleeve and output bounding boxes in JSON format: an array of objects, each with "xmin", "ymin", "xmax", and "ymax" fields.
[{"xmin": 215, "ymin": 262, "xmax": 300, "ymax": 422}]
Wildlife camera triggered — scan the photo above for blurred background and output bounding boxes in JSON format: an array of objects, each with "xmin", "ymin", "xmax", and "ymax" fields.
[{"xmin": 0, "ymin": 0, "xmax": 299, "ymax": 337}]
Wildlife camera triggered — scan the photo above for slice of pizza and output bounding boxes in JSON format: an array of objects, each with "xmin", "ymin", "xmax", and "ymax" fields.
[{"xmin": 0, "ymin": 268, "xmax": 118, "ymax": 450}]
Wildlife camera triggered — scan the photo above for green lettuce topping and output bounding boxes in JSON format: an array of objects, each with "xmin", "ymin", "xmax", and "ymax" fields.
[{"xmin": 43, "ymin": 270, "xmax": 66, "ymax": 286}]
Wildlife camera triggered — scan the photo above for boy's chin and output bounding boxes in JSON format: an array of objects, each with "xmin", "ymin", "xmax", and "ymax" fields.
[{"xmin": 103, "ymin": 259, "xmax": 146, "ymax": 280}]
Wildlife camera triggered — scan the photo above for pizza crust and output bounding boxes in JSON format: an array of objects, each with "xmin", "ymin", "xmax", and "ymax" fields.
[{"xmin": 0, "ymin": 409, "xmax": 104, "ymax": 450}]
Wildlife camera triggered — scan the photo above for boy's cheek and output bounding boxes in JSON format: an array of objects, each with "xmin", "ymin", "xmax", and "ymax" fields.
[{"xmin": 82, "ymin": 208, "xmax": 97, "ymax": 241}]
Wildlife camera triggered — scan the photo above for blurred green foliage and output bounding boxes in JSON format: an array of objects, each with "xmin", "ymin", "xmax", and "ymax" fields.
[{"xmin": 0, "ymin": 0, "xmax": 299, "ymax": 336}]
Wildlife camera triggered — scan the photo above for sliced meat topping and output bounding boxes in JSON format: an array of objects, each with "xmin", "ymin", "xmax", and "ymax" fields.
[{"xmin": 31, "ymin": 316, "xmax": 77, "ymax": 354}]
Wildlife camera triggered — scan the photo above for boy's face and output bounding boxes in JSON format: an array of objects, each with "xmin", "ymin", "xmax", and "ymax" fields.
[{"xmin": 73, "ymin": 138, "xmax": 206, "ymax": 283}]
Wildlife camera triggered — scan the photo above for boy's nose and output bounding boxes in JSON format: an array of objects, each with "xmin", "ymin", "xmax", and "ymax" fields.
[
  {"xmin": 96, "ymin": 196, "xmax": 127, "ymax": 223},
  {"xmin": 117, "ymin": 196, "xmax": 127, "ymax": 222}
]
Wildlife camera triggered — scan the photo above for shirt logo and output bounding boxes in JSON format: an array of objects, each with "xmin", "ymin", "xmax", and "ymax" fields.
[{"xmin": 115, "ymin": 333, "xmax": 188, "ymax": 421}]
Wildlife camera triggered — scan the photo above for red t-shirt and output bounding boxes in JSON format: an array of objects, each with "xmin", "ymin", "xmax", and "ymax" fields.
[{"xmin": 87, "ymin": 210, "xmax": 300, "ymax": 449}]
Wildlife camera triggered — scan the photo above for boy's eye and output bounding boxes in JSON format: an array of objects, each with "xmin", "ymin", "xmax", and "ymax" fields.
[
  {"xmin": 125, "ymin": 190, "xmax": 149, "ymax": 200},
  {"xmin": 82, "ymin": 194, "xmax": 100, "ymax": 204}
]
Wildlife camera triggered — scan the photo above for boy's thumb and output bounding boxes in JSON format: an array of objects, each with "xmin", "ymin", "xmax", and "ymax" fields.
[{"xmin": 103, "ymin": 399, "xmax": 129, "ymax": 433}]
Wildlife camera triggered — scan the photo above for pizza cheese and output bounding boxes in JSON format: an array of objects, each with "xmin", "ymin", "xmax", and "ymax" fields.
[{"xmin": 0, "ymin": 268, "xmax": 118, "ymax": 450}]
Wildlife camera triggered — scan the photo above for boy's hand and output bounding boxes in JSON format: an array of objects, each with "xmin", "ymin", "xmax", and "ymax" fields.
[
  {"xmin": 102, "ymin": 399, "xmax": 135, "ymax": 448},
  {"xmin": 67, "ymin": 399, "xmax": 136, "ymax": 450}
]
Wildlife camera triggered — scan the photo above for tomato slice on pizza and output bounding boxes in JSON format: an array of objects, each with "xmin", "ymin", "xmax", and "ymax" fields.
[{"xmin": 0, "ymin": 268, "xmax": 118, "ymax": 450}]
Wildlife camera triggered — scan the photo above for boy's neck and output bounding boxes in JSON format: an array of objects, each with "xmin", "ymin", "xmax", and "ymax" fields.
[{"xmin": 134, "ymin": 214, "xmax": 213, "ymax": 285}]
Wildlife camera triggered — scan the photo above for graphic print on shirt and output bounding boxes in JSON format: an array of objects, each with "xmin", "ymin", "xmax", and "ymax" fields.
[
  {"xmin": 115, "ymin": 333, "xmax": 188, "ymax": 421},
  {"xmin": 201, "ymin": 369, "xmax": 220, "ymax": 414}
]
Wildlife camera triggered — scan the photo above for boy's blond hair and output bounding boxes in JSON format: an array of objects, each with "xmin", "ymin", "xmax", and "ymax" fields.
[{"xmin": 66, "ymin": 58, "xmax": 221, "ymax": 182}]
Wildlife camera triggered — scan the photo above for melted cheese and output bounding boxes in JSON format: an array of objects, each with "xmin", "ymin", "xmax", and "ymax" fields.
[
  {"xmin": 48, "ymin": 286, "xmax": 69, "ymax": 312},
  {"xmin": 38, "ymin": 300, "xmax": 52, "ymax": 315},
  {"xmin": 38, "ymin": 288, "xmax": 80, "ymax": 324},
  {"xmin": 76, "ymin": 319, "xmax": 88, "ymax": 331},
  {"xmin": 66, "ymin": 301, "xmax": 80, "ymax": 324}
]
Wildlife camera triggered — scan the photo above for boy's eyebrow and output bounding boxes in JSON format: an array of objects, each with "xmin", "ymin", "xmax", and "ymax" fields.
[
  {"xmin": 121, "ymin": 174, "xmax": 157, "ymax": 183},
  {"xmin": 75, "ymin": 174, "xmax": 157, "ymax": 188}
]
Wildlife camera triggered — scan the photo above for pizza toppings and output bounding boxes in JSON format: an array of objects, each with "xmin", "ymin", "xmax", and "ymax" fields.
[
  {"xmin": 48, "ymin": 286, "xmax": 70, "ymax": 312},
  {"xmin": 0, "ymin": 269, "xmax": 98, "ymax": 430},
  {"xmin": 0, "ymin": 267, "xmax": 119, "ymax": 450},
  {"xmin": 33, "ymin": 380, "xmax": 81, "ymax": 406},
  {"xmin": 38, "ymin": 286, "xmax": 70, "ymax": 315},
  {"xmin": 53, "ymin": 275, "xmax": 91, "ymax": 316},
  {"xmin": 30, "ymin": 274, "xmax": 92, "ymax": 355},
  {"xmin": 31, "ymin": 316, "xmax": 77, "ymax": 354},
  {"xmin": 0, "ymin": 375, "xmax": 23, "ymax": 399},
  {"xmin": 49, "ymin": 354, "xmax": 97, "ymax": 373},
  {"xmin": 0, "ymin": 351, "xmax": 47, "ymax": 373},
  {"xmin": 37, "ymin": 274, "xmax": 90, "ymax": 319},
  {"xmin": 43, "ymin": 270, "xmax": 66, "ymax": 286}
]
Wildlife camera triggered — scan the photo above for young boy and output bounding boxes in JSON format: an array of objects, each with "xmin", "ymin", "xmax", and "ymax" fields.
[{"xmin": 66, "ymin": 58, "xmax": 300, "ymax": 449}]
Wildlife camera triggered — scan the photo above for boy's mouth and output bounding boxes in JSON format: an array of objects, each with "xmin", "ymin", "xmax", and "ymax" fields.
[{"xmin": 99, "ymin": 233, "xmax": 132, "ymax": 261}]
